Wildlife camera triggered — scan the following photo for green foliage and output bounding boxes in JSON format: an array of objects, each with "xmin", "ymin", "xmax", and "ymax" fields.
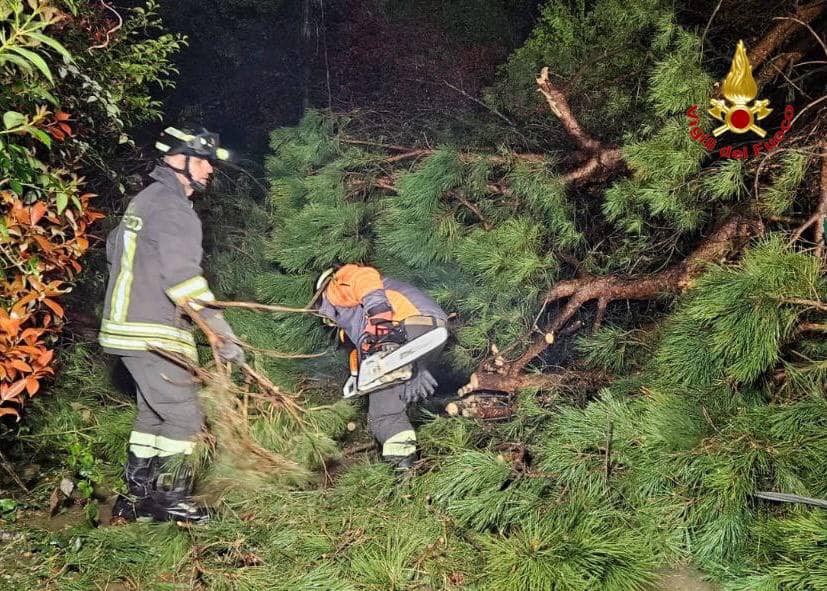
[
  {"xmin": 575, "ymin": 326, "xmax": 650, "ymax": 374},
  {"xmin": 486, "ymin": 0, "xmax": 676, "ymax": 137},
  {"xmin": 61, "ymin": 523, "xmax": 191, "ymax": 589},
  {"xmin": 249, "ymin": 400, "xmax": 356, "ymax": 471},
  {"xmin": 646, "ymin": 20, "xmax": 713, "ymax": 115},
  {"xmin": 653, "ymin": 237, "xmax": 823, "ymax": 388},
  {"xmin": 0, "ymin": 2, "xmax": 68, "ymax": 84},
  {"xmin": 1, "ymin": 0, "xmax": 184, "ymax": 420},
  {"xmin": 700, "ymin": 158, "xmax": 747, "ymax": 202},
  {"xmin": 21, "ymin": 344, "xmax": 133, "ymax": 490},
  {"xmin": 209, "ymin": 2, "xmax": 827, "ymax": 584},
  {"xmin": 757, "ymin": 150, "xmax": 812, "ymax": 217},
  {"xmin": 727, "ymin": 512, "xmax": 827, "ymax": 591},
  {"xmin": 535, "ymin": 392, "xmax": 644, "ymax": 498},
  {"xmin": 424, "ymin": 450, "xmax": 548, "ymax": 531},
  {"xmin": 478, "ymin": 503, "xmax": 657, "ymax": 591}
]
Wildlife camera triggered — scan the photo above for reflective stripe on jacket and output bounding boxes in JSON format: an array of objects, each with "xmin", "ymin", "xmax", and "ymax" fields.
[
  {"xmin": 99, "ymin": 166, "xmax": 216, "ymax": 360},
  {"xmin": 318, "ymin": 264, "xmax": 447, "ymax": 348}
]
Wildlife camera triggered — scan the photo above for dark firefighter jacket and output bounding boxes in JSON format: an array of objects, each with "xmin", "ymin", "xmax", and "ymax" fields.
[{"xmin": 99, "ymin": 166, "xmax": 216, "ymax": 361}]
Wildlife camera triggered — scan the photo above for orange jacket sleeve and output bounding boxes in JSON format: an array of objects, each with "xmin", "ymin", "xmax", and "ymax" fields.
[{"xmin": 325, "ymin": 265, "xmax": 389, "ymax": 312}]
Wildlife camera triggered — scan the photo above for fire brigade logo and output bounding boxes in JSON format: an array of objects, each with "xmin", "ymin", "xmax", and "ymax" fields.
[
  {"xmin": 686, "ymin": 40, "xmax": 794, "ymax": 159},
  {"xmin": 708, "ymin": 40, "xmax": 772, "ymax": 137}
]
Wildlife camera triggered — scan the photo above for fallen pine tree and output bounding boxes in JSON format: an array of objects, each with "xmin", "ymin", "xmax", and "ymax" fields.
[{"xmin": 4, "ymin": 1, "xmax": 827, "ymax": 590}]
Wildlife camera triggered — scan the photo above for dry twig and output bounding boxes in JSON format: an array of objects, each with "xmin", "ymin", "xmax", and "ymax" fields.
[
  {"xmin": 0, "ymin": 448, "xmax": 29, "ymax": 492},
  {"xmin": 788, "ymin": 141, "xmax": 827, "ymax": 258},
  {"xmin": 87, "ymin": 0, "xmax": 123, "ymax": 52}
]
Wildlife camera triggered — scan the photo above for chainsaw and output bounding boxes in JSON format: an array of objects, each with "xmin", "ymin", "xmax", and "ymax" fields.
[{"xmin": 342, "ymin": 326, "xmax": 448, "ymax": 398}]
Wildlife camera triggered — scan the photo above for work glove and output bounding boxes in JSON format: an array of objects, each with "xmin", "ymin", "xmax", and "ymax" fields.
[
  {"xmin": 399, "ymin": 366, "xmax": 438, "ymax": 404},
  {"xmin": 203, "ymin": 313, "xmax": 246, "ymax": 365}
]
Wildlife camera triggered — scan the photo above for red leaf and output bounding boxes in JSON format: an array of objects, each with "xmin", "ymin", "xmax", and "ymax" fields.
[
  {"xmin": 37, "ymin": 349, "xmax": 53, "ymax": 366},
  {"xmin": 0, "ymin": 316, "xmax": 20, "ymax": 337},
  {"xmin": 0, "ymin": 406, "xmax": 20, "ymax": 419},
  {"xmin": 27, "ymin": 275, "xmax": 44, "ymax": 291},
  {"xmin": 55, "ymin": 111, "xmax": 71, "ymax": 121},
  {"xmin": 26, "ymin": 377, "xmax": 40, "ymax": 396},
  {"xmin": 17, "ymin": 346, "xmax": 43, "ymax": 356},
  {"xmin": 12, "ymin": 202, "xmax": 30, "ymax": 224},
  {"xmin": 20, "ymin": 327, "xmax": 44, "ymax": 340},
  {"xmin": 2, "ymin": 379, "xmax": 27, "ymax": 401},
  {"xmin": 10, "ymin": 360, "xmax": 32, "ymax": 373},
  {"xmin": 58, "ymin": 122, "xmax": 72, "ymax": 136},
  {"xmin": 30, "ymin": 201, "xmax": 47, "ymax": 225},
  {"xmin": 42, "ymin": 298, "xmax": 64, "ymax": 318},
  {"xmin": 32, "ymin": 234, "xmax": 55, "ymax": 253}
]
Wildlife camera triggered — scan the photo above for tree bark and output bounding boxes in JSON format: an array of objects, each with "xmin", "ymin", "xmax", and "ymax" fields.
[{"xmin": 747, "ymin": 1, "xmax": 826, "ymax": 70}]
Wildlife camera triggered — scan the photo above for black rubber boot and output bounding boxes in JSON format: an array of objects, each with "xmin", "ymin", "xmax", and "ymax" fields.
[
  {"xmin": 384, "ymin": 451, "xmax": 418, "ymax": 472},
  {"xmin": 111, "ymin": 452, "xmax": 155, "ymax": 523},
  {"xmin": 142, "ymin": 455, "xmax": 209, "ymax": 525}
]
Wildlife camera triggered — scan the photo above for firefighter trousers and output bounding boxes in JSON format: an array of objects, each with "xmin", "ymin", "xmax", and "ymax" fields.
[{"xmin": 121, "ymin": 354, "xmax": 203, "ymax": 458}]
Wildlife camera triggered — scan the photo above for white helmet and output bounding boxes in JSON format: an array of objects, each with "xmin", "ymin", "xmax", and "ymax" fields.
[{"xmin": 315, "ymin": 267, "xmax": 336, "ymax": 292}]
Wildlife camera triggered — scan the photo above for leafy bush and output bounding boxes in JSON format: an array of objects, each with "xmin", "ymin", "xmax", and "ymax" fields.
[{"xmin": 0, "ymin": 0, "xmax": 183, "ymax": 419}]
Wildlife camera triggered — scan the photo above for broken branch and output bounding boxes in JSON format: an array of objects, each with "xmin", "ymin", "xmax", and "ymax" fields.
[
  {"xmin": 536, "ymin": 67, "xmax": 625, "ymax": 182},
  {"xmin": 459, "ymin": 367, "xmax": 611, "ymax": 396},
  {"xmin": 462, "ymin": 215, "xmax": 763, "ymax": 395},
  {"xmin": 536, "ymin": 66, "xmax": 601, "ymax": 152},
  {"xmin": 747, "ymin": 1, "xmax": 826, "ymax": 70},
  {"xmin": 198, "ymin": 299, "xmax": 318, "ymax": 315},
  {"xmin": 508, "ymin": 215, "xmax": 762, "ymax": 375}
]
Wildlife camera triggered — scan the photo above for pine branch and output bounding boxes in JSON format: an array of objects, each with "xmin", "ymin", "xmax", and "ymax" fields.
[
  {"xmin": 788, "ymin": 140, "xmax": 827, "ymax": 258},
  {"xmin": 780, "ymin": 297, "xmax": 827, "ymax": 312},
  {"xmin": 755, "ymin": 34, "xmax": 812, "ymax": 88},
  {"xmin": 239, "ymin": 362, "xmax": 305, "ymax": 421},
  {"xmin": 535, "ymin": 67, "xmax": 624, "ymax": 183},
  {"xmin": 535, "ymin": 66, "xmax": 601, "ymax": 152},
  {"xmin": 453, "ymin": 192, "xmax": 493, "ymax": 230},
  {"xmin": 464, "ymin": 215, "xmax": 763, "ymax": 393},
  {"xmin": 712, "ymin": 2, "xmax": 825, "ymax": 100},
  {"xmin": 518, "ymin": 216, "xmax": 762, "ymax": 370},
  {"xmin": 340, "ymin": 137, "xmax": 547, "ymax": 164},
  {"xmin": 350, "ymin": 175, "xmax": 493, "ymax": 228},
  {"xmin": 443, "ymin": 80, "xmax": 517, "ymax": 127}
]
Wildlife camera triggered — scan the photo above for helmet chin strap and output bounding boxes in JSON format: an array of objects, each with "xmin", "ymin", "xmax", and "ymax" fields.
[{"xmin": 163, "ymin": 155, "xmax": 207, "ymax": 193}]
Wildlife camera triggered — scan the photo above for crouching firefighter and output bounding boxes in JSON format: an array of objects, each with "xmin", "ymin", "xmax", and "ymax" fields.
[
  {"xmin": 313, "ymin": 264, "xmax": 449, "ymax": 470},
  {"xmin": 100, "ymin": 127, "xmax": 245, "ymax": 524}
]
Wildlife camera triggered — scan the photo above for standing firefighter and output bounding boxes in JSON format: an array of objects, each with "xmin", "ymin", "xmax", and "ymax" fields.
[
  {"xmin": 315, "ymin": 264, "xmax": 448, "ymax": 470},
  {"xmin": 100, "ymin": 128, "xmax": 245, "ymax": 524}
]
